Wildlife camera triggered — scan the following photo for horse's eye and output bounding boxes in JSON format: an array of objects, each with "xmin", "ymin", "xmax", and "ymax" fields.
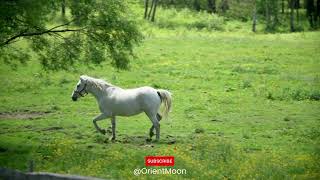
[{"xmin": 77, "ymin": 85, "xmax": 80, "ymax": 88}]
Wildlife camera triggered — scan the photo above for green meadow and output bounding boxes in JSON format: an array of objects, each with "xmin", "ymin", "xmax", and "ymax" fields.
[{"xmin": 1, "ymin": 4, "xmax": 320, "ymax": 180}]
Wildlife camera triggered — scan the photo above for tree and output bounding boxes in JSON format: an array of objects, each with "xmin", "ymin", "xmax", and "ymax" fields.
[
  {"xmin": 315, "ymin": 0, "xmax": 320, "ymax": 26},
  {"xmin": 290, "ymin": 0, "xmax": 295, "ymax": 31},
  {"xmin": 144, "ymin": 0, "xmax": 150, "ymax": 19},
  {"xmin": 260, "ymin": 0, "xmax": 279, "ymax": 31},
  {"xmin": 145, "ymin": 0, "xmax": 159, "ymax": 22},
  {"xmin": 193, "ymin": 0, "xmax": 201, "ymax": 11},
  {"xmin": 207, "ymin": 0, "xmax": 216, "ymax": 13},
  {"xmin": 317, "ymin": 0, "xmax": 320, "ymax": 26},
  {"xmin": 306, "ymin": 0, "xmax": 315, "ymax": 28},
  {"xmin": 265, "ymin": 0, "xmax": 271, "ymax": 30},
  {"xmin": 295, "ymin": 0, "xmax": 300, "ymax": 23},
  {"xmin": 252, "ymin": 0, "xmax": 257, "ymax": 32},
  {"xmin": 0, "ymin": 0, "xmax": 142, "ymax": 70},
  {"xmin": 61, "ymin": 0, "xmax": 66, "ymax": 16},
  {"xmin": 220, "ymin": 0, "xmax": 229, "ymax": 13},
  {"xmin": 151, "ymin": 0, "xmax": 159, "ymax": 22}
]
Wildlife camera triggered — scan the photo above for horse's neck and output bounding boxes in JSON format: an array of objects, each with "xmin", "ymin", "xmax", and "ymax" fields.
[
  {"xmin": 87, "ymin": 83, "xmax": 110, "ymax": 100},
  {"xmin": 87, "ymin": 87, "xmax": 102, "ymax": 100}
]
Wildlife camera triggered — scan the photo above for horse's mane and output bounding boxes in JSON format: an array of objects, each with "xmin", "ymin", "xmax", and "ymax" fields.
[{"xmin": 81, "ymin": 75, "xmax": 113, "ymax": 90}]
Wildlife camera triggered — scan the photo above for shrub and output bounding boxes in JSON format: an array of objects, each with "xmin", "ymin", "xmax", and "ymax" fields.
[
  {"xmin": 155, "ymin": 8, "xmax": 225, "ymax": 31},
  {"xmin": 265, "ymin": 87, "xmax": 320, "ymax": 101}
]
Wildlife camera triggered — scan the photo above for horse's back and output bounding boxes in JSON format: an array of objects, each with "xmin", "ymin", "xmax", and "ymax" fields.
[
  {"xmin": 106, "ymin": 86, "xmax": 160, "ymax": 116},
  {"xmin": 123, "ymin": 86, "xmax": 160, "ymax": 113}
]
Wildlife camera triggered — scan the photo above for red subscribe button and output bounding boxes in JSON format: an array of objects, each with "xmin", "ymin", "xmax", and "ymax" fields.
[{"xmin": 145, "ymin": 156, "xmax": 175, "ymax": 166}]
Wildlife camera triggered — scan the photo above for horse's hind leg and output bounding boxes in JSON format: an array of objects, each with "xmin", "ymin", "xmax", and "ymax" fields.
[
  {"xmin": 156, "ymin": 113, "xmax": 162, "ymax": 121},
  {"xmin": 149, "ymin": 113, "xmax": 161, "ymax": 139},
  {"xmin": 149, "ymin": 125, "xmax": 155, "ymax": 138},
  {"xmin": 111, "ymin": 116, "xmax": 116, "ymax": 141},
  {"xmin": 154, "ymin": 119, "xmax": 160, "ymax": 141},
  {"xmin": 147, "ymin": 114, "xmax": 160, "ymax": 142}
]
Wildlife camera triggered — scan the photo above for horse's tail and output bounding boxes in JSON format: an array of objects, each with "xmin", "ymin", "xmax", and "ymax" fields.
[{"xmin": 157, "ymin": 89, "xmax": 172, "ymax": 120}]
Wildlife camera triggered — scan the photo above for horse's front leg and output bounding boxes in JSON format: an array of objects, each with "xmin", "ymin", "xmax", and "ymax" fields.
[
  {"xmin": 111, "ymin": 116, "xmax": 116, "ymax": 141},
  {"xmin": 93, "ymin": 113, "xmax": 110, "ymax": 135}
]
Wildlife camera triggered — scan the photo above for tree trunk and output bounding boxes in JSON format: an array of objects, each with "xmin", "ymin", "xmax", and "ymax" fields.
[
  {"xmin": 151, "ymin": 0, "xmax": 158, "ymax": 22},
  {"xmin": 252, "ymin": 0, "xmax": 257, "ymax": 32},
  {"xmin": 144, "ymin": 0, "xmax": 149, "ymax": 19},
  {"xmin": 282, "ymin": 0, "xmax": 285, "ymax": 13},
  {"xmin": 274, "ymin": 4, "xmax": 279, "ymax": 29},
  {"xmin": 208, "ymin": 0, "xmax": 216, "ymax": 13},
  {"xmin": 265, "ymin": 1, "xmax": 271, "ymax": 30},
  {"xmin": 194, "ymin": 0, "xmax": 201, "ymax": 11},
  {"xmin": 290, "ymin": 0, "xmax": 295, "ymax": 31},
  {"xmin": 296, "ymin": 0, "xmax": 300, "ymax": 23},
  {"xmin": 221, "ymin": 0, "xmax": 229, "ymax": 13},
  {"xmin": 61, "ymin": 0, "xmax": 65, "ymax": 16},
  {"xmin": 147, "ymin": 0, "xmax": 155, "ymax": 20},
  {"xmin": 306, "ymin": 0, "xmax": 315, "ymax": 28},
  {"xmin": 317, "ymin": 0, "xmax": 320, "ymax": 26}
]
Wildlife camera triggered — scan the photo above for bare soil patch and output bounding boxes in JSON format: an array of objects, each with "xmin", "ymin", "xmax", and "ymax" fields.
[
  {"xmin": 0, "ymin": 110, "xmax": 51, "ymax": 120},
  {"xmin": 42, "ymin": 126, "xmax": 64, "ymax": 131}
]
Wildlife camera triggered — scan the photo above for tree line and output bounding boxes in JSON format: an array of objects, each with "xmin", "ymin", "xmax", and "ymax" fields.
[{"xmin": 146, "ymin": 0, "xmax": 320, "ymax": 32}]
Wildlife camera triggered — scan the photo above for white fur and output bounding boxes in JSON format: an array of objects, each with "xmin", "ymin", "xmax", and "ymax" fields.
[{"xmin": 71, "ymin": 75, "xmax": 172, "ymax": 141}]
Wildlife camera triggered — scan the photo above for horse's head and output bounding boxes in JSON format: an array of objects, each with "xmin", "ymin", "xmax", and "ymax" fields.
[{"xmin": 71, "ymin": 76, "xmax": 88, "ymax": 101}]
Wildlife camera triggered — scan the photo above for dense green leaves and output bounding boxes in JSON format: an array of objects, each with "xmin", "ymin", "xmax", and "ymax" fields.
[{"xmin": 0, "ymin": 0, "xmax": 142, "ymax": 70}]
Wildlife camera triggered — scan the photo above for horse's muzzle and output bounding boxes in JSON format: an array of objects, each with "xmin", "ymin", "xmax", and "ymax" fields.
[{"xmin": 72, "ymin": 96, "xmax": 77, "ymax": 101}]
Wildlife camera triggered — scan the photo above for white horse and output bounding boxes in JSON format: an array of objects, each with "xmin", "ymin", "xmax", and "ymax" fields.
[{"xmin": 71, "ymin": 75, "xmax": 172, "ymax": 142}]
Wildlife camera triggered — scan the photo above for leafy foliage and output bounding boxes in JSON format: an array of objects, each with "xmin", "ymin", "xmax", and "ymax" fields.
[
  {"xmin": 0, "ymin": 0, "xmax": 142, "ymax": 70},
  {"xmin": 155, "ymin": 8, "xmax": 225, "ymax": 30}
]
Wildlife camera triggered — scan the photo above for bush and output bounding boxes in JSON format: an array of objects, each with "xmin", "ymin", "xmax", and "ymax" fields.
[
  {"xmin": 191, "ymin": 12, "xmax": 225, "ymax": 31},
  {"xmin": 155, "ymin": 8, "xmax": 225, "ymax": 31},
  {"xmin": 264, "ymin": 87, "xmax": 320, "ymax": 101}
]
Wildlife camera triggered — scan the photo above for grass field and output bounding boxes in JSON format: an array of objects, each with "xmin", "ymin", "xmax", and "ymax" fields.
[{"xmin": 1, "ymin": 27, "xmax": 320, "ymax": 179}]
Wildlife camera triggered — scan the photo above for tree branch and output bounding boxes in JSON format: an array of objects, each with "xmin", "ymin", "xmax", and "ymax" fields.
[
  {"xmin": 47, "ymin": 20, "xmax": 76, "ymax": 31},
  {"xmin": 1, "ymin": 21, "xmax": 83, "ymax": 47}
]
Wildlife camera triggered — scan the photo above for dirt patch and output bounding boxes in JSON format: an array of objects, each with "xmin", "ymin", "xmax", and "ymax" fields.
[
  {"xmin": 120, "ymin": 135, "xmax": 147, "ymax": 144},
  {"xmin": 0, "ymin": 110, "xmax": 51, "ymax": 120},
  {"xmin": 118, "ymin": 135, "xmax": 177, "ymax": 145},
  {"xmin": 141, "ymin": 144, "xmax": 154, "ymax": 148},
  {"xmin": 42, "ymin": 126, "xmax": 64, "ymax": 131},
  {"xmin": 166, "ymin": 135, "xmax": 176, "ymax": 144}
]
